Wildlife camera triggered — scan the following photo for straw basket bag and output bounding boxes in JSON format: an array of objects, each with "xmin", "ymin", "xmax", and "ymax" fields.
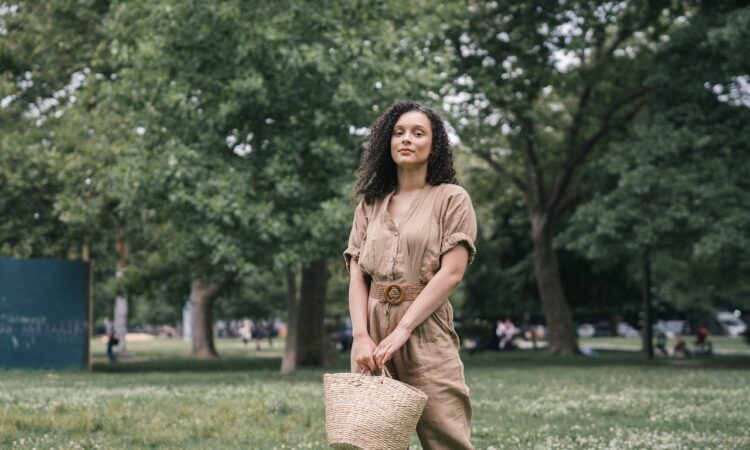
[{"xmin": 323, "ymin": 366, "xmax": 428, "ymax": 450}]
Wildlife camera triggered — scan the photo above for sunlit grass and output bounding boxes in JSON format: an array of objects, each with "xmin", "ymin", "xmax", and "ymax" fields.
[{"xmin": 1, "ymin": 337, "xmax": 749, "ymax": 449}]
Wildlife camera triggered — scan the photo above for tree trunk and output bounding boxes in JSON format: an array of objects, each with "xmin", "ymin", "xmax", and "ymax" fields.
[
  {"xmin": 642, "ymin": 249, "xmax": 654, "ymax": 359},
  {"xmin": 297, "ymin": 259, "xmax": 330, "ymax": 366},
  {"xmin": 281, "ymin": 271, "xmax": 299, "ymax": 374},
  {"xmin": 113, "ymin": 236, "xmax": 128, "ymax": 356},
  {"xmin": 114, "ymin": 295, "xmax": 128, "ymax": 354},
  {"xmin": 114, "ymin": 238, "xmax": 128, "ymax": 354},
  {"xmin": 281, "ymin": 259, "xmax": 330, "ymax": 373},
  {"xmin": 531, "ymin": 218, "xmax": 580, "ymax": 355},
  {"xmin": 189, "ymin": 279, "xmax": 222, "ymax": 359}
]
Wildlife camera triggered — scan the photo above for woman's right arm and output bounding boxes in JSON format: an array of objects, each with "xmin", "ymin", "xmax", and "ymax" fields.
[{"xmin": 349, "ymin": 262, "xmax": 377, "ymax": 373}]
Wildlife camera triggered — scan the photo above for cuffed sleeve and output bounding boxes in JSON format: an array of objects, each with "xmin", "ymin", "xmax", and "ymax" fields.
[
  {"xmin": 439, "ymin": 188, "xmax": 477, "ymax": 264},
  {"xmin": 343, "ymin": 200, "xmax": 368, "ymax": 272}
]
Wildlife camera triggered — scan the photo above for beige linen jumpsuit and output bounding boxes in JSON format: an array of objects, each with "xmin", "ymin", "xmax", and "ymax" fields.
[{"xmin": 344, "ymin": 183, "xmax": 477, "ymax": 450}]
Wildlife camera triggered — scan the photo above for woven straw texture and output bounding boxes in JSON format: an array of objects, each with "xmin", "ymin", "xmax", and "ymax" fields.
[{"xmin": 323, "ymin": 369, "xmax": 428, "ymax": 450}]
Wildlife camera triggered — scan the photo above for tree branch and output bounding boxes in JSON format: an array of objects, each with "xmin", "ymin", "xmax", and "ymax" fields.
[
  {"xmin": 519, "ymin": 115, "xmax": 546, "ymax": 206},
  {"xmin": 475, "ymin": 149, "xmax": 527, "ymax": 192},
  {"xmin": 551, "ymin": 186, "xmax": 581, "ymax": 219},
  {"xmin": 604, "ymin": 31, "xmax": 630, "ymax": 59},
  {"xmin": 546, "ymin": 89, "xmax": 650, "ymax": 216},
  {"xmin": 565, "ymin": 83, "xmax": 593, "ymax": 149}
]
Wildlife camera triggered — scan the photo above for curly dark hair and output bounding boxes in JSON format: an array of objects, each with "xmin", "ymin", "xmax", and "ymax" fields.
[{"xmin": 353, "ymin": 100, "xmax": 458, "ymax": 204}]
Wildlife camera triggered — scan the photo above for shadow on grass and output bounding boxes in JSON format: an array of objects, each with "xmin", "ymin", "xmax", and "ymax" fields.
[
  {"xmin": 461, "ymin": 349, "xmax": 750, "ymax": 370},
  {"xmin": 93, "ymin": 356, "xmax": 283, "ymax": 373},
  {"xmin": 92, "ymin": 351, "xmax": 354, "ymax": 375},
  {"xmin": 92, "ymin": 350, "xmax": 750, "ymax": 375}
]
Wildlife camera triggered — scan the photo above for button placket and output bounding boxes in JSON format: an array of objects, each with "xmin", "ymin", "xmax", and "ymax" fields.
[{"xmin": 389, "ymin": 226, "xmax": 398, "ymax": 280}]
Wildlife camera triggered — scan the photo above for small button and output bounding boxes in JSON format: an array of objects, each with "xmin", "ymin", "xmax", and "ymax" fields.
[
  {"xmin": 393, "ymin": 230, "xmax": 399, "ymax": 236},
  {"xmin": 389, "ymin": 256, "xmax": 395, "ymax": 263}
]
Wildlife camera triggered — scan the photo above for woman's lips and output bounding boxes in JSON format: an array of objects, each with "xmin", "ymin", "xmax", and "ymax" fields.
[{"xmin": 398, "ymin": 148, "xmax": 414, "ymax": 153}]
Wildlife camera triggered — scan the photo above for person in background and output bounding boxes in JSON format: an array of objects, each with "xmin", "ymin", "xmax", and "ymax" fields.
[
  {"xmin": 694, "ymin": 326, "xmax": 713, "ymax": 356},
  {"xmin": 655, "ymin": 330, "xmax": 669, "ymax": 357},
  {"xmin": 495, "ymin": 319, "xmax": 507, "ymax": 350},
  {"xmin": 672, "ymin": 335, "xmax": 691, "ymax": 358},
  {"xmin": 500, "ymin": 318, "xmax": 517, "ymax": 350},
  {"xmin": 239, "ymin": 319, "xmax": 252, "ymax": 345},
  {"xmin": 104, "ymin": 316, "xmax": 118, "ymax": 362}
]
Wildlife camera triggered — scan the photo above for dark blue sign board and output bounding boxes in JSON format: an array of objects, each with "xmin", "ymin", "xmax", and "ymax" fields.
[{"xmin": 0, "ymin": 258, "xmax": 91, "ymax": 370}]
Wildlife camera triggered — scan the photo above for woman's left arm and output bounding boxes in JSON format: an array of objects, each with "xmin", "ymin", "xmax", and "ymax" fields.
[{"xmin": 373, "ymin": 245, "xmax": 469, "ymax": 367}]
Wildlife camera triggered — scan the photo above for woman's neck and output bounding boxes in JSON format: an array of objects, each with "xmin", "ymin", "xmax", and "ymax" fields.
[{"xmin": 395, "ymin": 165, "xmax": 428, "ymax": 194}]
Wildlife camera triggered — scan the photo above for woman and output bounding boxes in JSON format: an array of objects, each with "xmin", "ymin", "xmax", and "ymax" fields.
[{"xmin": 344, "ymin": 101, "xmax": 476, "ymax": 449}]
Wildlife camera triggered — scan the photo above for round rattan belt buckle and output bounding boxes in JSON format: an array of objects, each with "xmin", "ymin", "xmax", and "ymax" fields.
[{"xmin": 383, "ymin": 284, "xmax": 405, "ymax": 305}]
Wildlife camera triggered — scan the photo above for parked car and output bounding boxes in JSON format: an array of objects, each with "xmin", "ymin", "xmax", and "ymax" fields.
[
  {"xmin": 577, "ymin": 321, "xmax": 639, "ymax": 338},
  {"xmin": 653, "ymin": 320, "xmax": 687, "ymax": 338},
  {"xmin": 577, "ymin": 323, "xmax": 595, "ymax": 338},
  {"xmin": 717, "ymin": 311, "xmax": 747, "ymax": 337},
  {"xmin": 616, "ymin": 322, "xmax": 640, "ymax": 338}
]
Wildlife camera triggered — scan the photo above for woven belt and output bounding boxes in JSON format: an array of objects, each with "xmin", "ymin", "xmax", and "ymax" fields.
[{"xmin": 369, "ymin": 282, "xmax": 425, "ymax": 305}]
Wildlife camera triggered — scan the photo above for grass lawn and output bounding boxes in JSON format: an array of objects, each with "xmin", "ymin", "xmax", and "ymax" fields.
[
  {"xmin": 579, "ymin": 336, "xmax": 750, "ymax": 355},
  {"xmin": 1, "ymin": 337, "xmax": 749, "ymax": 449}
]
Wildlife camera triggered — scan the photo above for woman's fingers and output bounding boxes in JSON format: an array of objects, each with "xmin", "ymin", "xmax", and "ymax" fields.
[
  {"xmin": 381, "ymin": 348, "xmax": 392, "ymax": 366},
  {"xmin": 374, "ymin": 342, "xmax": 392, "ymax": 367},
  {"xmin": 373, "ymin": 345, "xmax": 382, "ymax": 366},
  {"xmin": 352, "ymin": 335, "xmax": 377, "ymax": 372},
  {"xmin": 356, "ymin": 355, "xmax": 372, "ymax": 372},
  {"xmin": 355, "ymin": 341, "xmax": 378, "ymax": 373},
  {"xmin": 356, "ymin": 357, "xmax": 366, "ymax": 372},
  {"xmin": 365, "ymin": 353, "xmax": 377, "ymax": 372}
]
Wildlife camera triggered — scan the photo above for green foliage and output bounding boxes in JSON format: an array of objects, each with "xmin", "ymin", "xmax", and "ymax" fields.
[
  {"xmin": 0, "ymin": 3, "xmax": 131, "ymax": 324},
  {"xmin": 460, "ymin": 148, "xmax": 642, "ymax": 321},
  {"xmin": 440, "ymin": 1, "xmax": 691, "ymax": 352},
  {"xmin": 457, "ymin": 152, "xmax": 538, "ymax": 318},
  {"xmin": 447, "ymin": 1, "xmax": 684, "ymax": 203},
  {"xmin": 0, "ymin": 1, "xmax": 115, "ymax": 258},
  {"xmin": 3, "ymin": 0, "xmax": 748, "ymax": 326},
  {"xmin": 1, "ymin": 0, "xmax": 461, "ymax": 323},
  {"xmin": 563, "ymin": 4, "xmax": 750, "ymax": 308},
  {"xmin": 214, "ymin": 270, "xmax": 289, "ymax": 321},
  {"xmin": 97, "ymin": 0, "xmax": 457, "ymax": 288}
]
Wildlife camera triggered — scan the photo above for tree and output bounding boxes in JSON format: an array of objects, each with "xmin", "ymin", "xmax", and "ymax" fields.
[
  {"xmin": 1, "ymin": 1, "xmax": 114, "ymax": 258},
  {"xmin": 456, "ymin": 152, "xmax": 537, "ymax": 320},
  {"xmin": 563, "ymin": 3, "xmax": 750, "ymax": 323},
  {"xmin": 101, "ymin": 0, "xmax": 454, "ymax": 366},
  {"xmin": 0, "ymin": 2, "xmax": 136, "ymax": 340},
  {"xmin": 447, "ymin": 1, "xmax": 687, "ymax": 354},
  {"xmin": 458, "ymin": 150, "xmax": 641, "ymax": 334}
]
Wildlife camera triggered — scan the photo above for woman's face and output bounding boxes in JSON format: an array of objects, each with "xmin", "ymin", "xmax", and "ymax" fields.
[{"xmin": 390, "ymin": 111, "xmax": 432, "ymax": 169}]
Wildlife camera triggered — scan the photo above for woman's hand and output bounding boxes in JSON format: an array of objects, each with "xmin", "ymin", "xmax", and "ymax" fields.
[
  {"xmin": 352, "ymin": 334, "xmax": 378, "ymax": 373},
  {"xmin": 373, "ymin": 325, "xmax": 411, "ymax": 368}
]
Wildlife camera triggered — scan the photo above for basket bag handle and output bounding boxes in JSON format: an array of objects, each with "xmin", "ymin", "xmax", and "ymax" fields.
[{"xmin": 354, "ymin": 365, "xmax": 392, "ymax": 385}]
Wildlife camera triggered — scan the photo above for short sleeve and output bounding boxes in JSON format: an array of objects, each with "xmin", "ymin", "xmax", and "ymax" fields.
[
  {"xmin": 343, "ymin": 200, "xmax": 368, "ymax": 273},
  {"xmin": 440, "ymin": 188, "xmax": 477, "ymax": 264}
]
